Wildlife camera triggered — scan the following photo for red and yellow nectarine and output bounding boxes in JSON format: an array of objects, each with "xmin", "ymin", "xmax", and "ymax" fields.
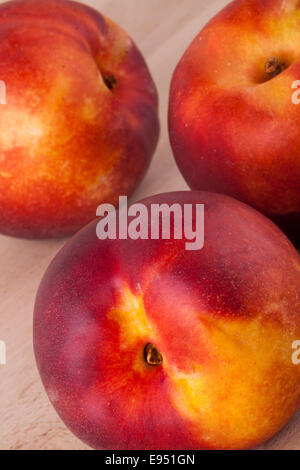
[
  {"xmin": 0, "ymin": 0, "xmax": 159, "ymax": 238},
  {"xmin": 169, "ymin": 0, "xmax": 300, "ymax": 245},
  {"xmin": 34, "ymin": 191, "xmax": 300, "ymax": 450}
]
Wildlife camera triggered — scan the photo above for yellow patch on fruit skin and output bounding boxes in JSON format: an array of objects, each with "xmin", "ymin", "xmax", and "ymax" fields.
[
  {"xmin": 80, "ymin": 97, "xmax": 100, "ymax": 123},
  {"xmin": 0, "ymin": 109, "xmax": 45, "ymax": 154},
  {"xmin": 282, "ymin": 0, "xmax": 300, "ymax": 13},
  {"xmin": 108, "ymin": 286, "xmax": 158, "ymax": 375},
  {"xmin": 105, "ymin": 283, "xmax": 300, "ymax": 448},
  {"xmin": 267, "ymin": 7, "xmax": 300, "ymax": 39},
  {"xmin": 108, "ymin": 285, "xmax": 152, "ymax": 348},
  {"xmin": 168, "ymin": 315, "xmax": 300, "ymax": 449},
  {"xmin": 0, "ymin": 66, "xmax": 123, "ymax": 202},
  {"xmin": 0, "ymin": 172, "xmax": 11, "ymax": 179},
  {"xmin": 97, "ymin": 17, "xmax": 133, "ymax": 71},
  {"xmin": 293, "ymin": 260, "xmax": 300, "ymax": 274}
]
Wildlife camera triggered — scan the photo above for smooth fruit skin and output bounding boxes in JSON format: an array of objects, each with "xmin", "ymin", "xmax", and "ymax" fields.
[
  {"xmin": 169, "ymin": 0, "xmax": 300, "ymax": 246},
  {"xmin": 0, "ymin": 0, "xmax": 159, "ymax": 238},
  {"xmin": 34, "ymin": 191, "xmax": 300, "ymax": 450}
]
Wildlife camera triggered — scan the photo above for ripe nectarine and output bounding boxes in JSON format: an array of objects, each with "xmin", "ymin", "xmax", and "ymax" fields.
[
  {"xmin": 169, "ymin": 0, "xmax": 300, "ymax": 246},
  {"xmin": 0, "ymin": 0, "xmax": 159, "ymax": 238},
  {"xmin": 34, "ymin": 191, "xmax": 300, "ymax": 450}
]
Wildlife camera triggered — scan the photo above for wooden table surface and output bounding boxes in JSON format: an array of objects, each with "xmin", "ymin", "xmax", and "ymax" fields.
[{"xmin": 0, "ymin": 0, "xmax": 299, "ymax": 450}]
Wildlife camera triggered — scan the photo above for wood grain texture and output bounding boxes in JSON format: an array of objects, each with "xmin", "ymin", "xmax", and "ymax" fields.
[{"xmin": 0, "ymin": 0, "xmax": 299, "ymax": 450}]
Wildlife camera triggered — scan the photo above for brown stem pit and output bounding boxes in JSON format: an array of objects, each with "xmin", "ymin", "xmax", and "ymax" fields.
[
  {"xmin": 144, "ymin": 343, "xmax": 163, "ymax": 366},
  {"xmin": 265, "ymin": 57, "xmax": 287, "ymax": 79},
  {"xmin": 103, "ymin": 74, "xmax": 117, "ymax": 91}
]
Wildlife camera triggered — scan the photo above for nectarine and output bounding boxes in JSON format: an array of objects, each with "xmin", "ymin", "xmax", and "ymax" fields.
[
  {"xmin": 34, "ymin": 191, "xmax": 300, "ymax": 450},
  {"xmin": 169, "ymin": 0, "xmax": 300, "ymax": 246},
  {"xmin": 0, "ymin": 0, "xmax": 159, "ymax": 238}
]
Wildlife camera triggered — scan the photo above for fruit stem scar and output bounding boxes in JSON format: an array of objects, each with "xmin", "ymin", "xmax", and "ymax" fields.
[
  {"xmin": 265, "ymin": 57, "xmax": 287, "ymax": 78},
  {"xmin": 144, "ymin": 343, "xmax": 163, "ymax": 366},
  {"xmin": 103, "ymin": 74, "xmax": 117, "ymax": 91}
]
